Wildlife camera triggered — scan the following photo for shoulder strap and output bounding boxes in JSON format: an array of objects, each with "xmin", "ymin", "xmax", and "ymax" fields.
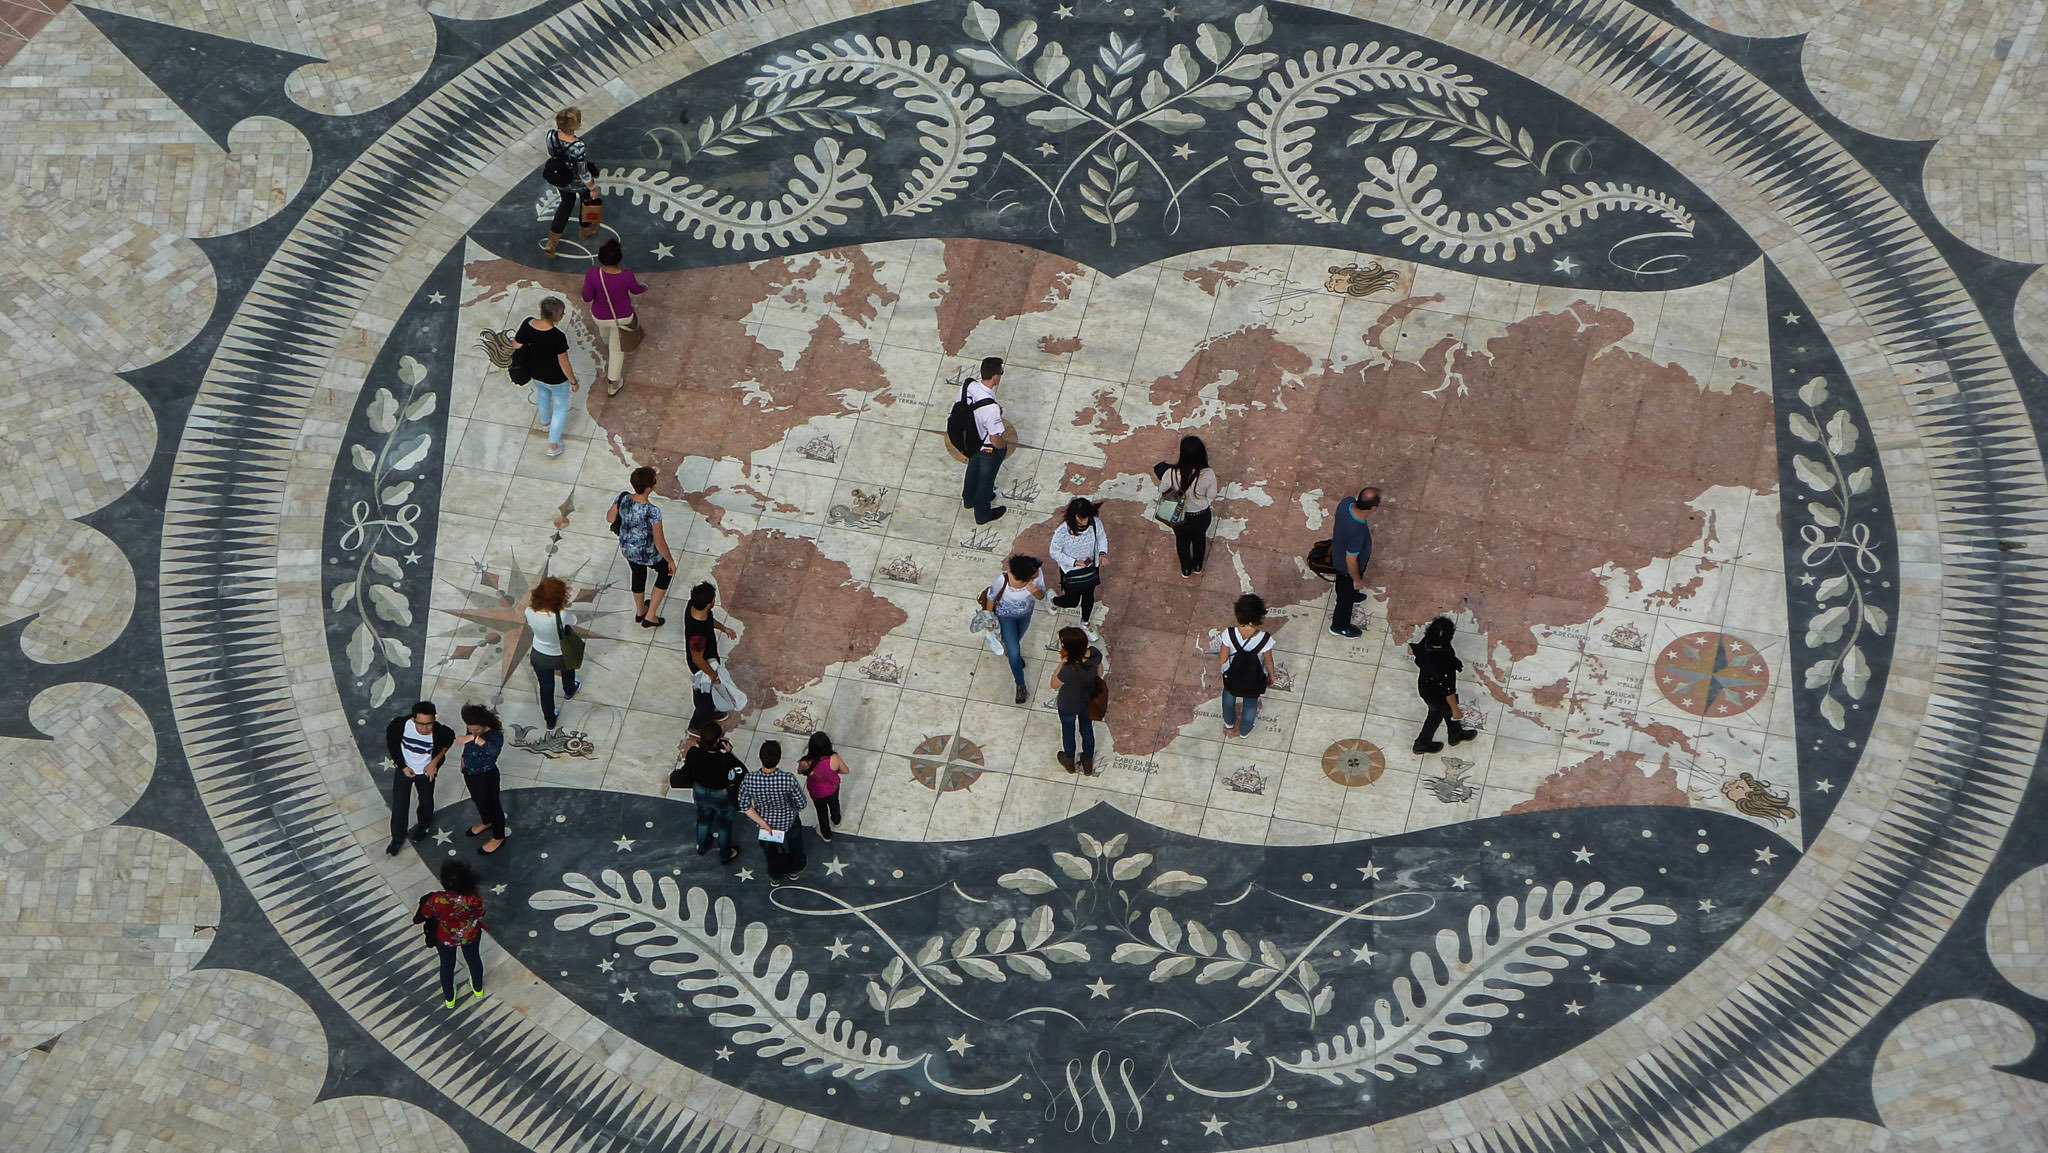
[{"xmin": 1227, "ymin": 628, "xmax": 1246, "ymax": 654}]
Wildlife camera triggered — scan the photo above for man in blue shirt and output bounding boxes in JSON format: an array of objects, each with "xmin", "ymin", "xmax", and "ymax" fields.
[{"xmin": 1329, "ymin": 487, "xmax": 1380, "ymax": 637}]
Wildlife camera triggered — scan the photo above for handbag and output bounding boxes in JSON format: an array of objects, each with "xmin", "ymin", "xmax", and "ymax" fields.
[
  {"xmin": 1089, "ymin": 673, "xmax": 1110, "ymax": 721},
  {"xmin": 608, "ymin": 491, "xmax": 629, "ymax": 537},
  {"xmin": 579, "ymin": 194, "xmax": 604, "ymax": 237},
  {"xmin": 507, "ymin": 324, "xmax": 534, "ymax": 385},
  {"xmin": 555, "ymin": 613, "xmax": 585, "ymax": 671},
  {"xmin": 597, "ymin": 272, "xmax": 645, "ymax": 353},
  {"xmin": 1154, "ymin": 469, "xmax": 1186, "ymax": 526}
]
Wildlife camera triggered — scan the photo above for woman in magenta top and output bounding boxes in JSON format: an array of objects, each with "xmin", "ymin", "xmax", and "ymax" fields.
[
  {"xmin": 798, "ymin": 731, "xmax": 849, "ymax": 842},
  {"xmin": 581, "ymin": 238, "xmax": 647, "ymax": 396}
]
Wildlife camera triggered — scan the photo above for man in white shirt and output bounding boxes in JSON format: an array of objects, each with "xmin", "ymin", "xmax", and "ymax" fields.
[
  {"xmin": 384, "ymin": 701, "xmax": 454, "ymax": 856},
  {"xmin": 961, "ymin": 356, "xmax": 1008, "ymax": 525}
]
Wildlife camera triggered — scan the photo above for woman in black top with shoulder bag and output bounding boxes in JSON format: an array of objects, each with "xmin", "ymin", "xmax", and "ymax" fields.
[{"xmin": 1410, "ymin": 616, "xmax": 1477, "ymax": 755}]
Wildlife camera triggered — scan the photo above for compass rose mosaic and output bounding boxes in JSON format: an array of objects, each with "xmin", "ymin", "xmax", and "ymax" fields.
[{"xmin": 1653, "ymin": 631, "xmax": 1771, "ymax": 719}]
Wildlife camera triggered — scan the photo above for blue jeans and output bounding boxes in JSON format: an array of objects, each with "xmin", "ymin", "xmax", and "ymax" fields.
[
  {"xmin": 693, "ymin": 786, "xmax": 734, "ymax": 853},
  {"xmin": 963, "ymin": 447, "xmax": 1007, "ymax": 521},
  {"xmin": 1060, "ymin": 708, "xmax": 1096, "ymax": 758},
  {"xmin": 533, "ymin": 379, "xmax": 571, "ymax": 445},
  {"xmin": 1221, "ymin": 690, "xmax": 1260, "ymax": 736},
  {"xmin": 997, "ymin": 612, "xmax": 1032, "ymax": 687}
]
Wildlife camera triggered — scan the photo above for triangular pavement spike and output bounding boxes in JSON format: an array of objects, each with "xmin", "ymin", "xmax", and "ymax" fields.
[{"xmin": 76, "ymin": 5, "xmax": 323, "ymax": 152}]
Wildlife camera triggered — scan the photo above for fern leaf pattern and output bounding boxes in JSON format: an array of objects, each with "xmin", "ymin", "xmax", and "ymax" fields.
[
  {"xmin": 1357, "ymin": 146, "xmax": 1696, "ymax": 263},
  {"xmin": 751, "ymin": 36, "xmax": 994, "ymax": 218},
  {"xmin": 1236, "ymin": 42, "xmax": 1487, "ymax": 224},
  {"xmin": 1278, "ymin": 881, "xmax": 1676, "ymax": 1084},
  {"xmin": 595, "ymin": 139, "xmax": 872, "ymax": 252},
  {"xmin": 533, "ymin": 869, "xmax": 921, "ymax": 1078}
]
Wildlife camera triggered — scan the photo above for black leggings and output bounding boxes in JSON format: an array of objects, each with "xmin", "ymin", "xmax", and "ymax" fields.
[
  {"xmin": 465, "ymin": 769, "xmax": 507, "ymax": 839},
  {"xmin": 1052, "ymin": 574, "xmax": 1098, "ymax": 621},
  {"xmin": 630, "ymin": 557, "xmax": 672, "ymax": 593},
  {"xmin": 1174, "ymin": 508, "xmax": 1212, "ymax": 572},
  {"xmin": 549, "ymin": 186, "xmax": 581, "ymax": 234},
  {"xmin": 814, "ymin": 793, "xmax": 842, "ymax": 838}
]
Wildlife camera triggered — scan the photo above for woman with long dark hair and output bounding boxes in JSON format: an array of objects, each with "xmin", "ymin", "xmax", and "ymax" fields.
[
  {"xmin": 525, "ymin": 575, "xmax": 578, "ymax": 730},
  {"xmin": 1049, "ymin": 497, "xmax": 1108, "ymax": 627},
  {"xmin": 414, "ymin": 859, "xmax": 488, "ymax": 1008},
  {"xmin": 798, "ymin": 731, "xmax": 850, "ymax": 841},
  {"xmin": 1050, "ymin": 626, "xmax": 1103, "ymax": 774},
  {"xmin": 454, "ymin": 703, "xmax": 509, "ymax": 853},
  {"xmin": 984, "ymin": 554, "xmax": 1048, "ymax": 703},
  {"xmin": 1157, "ymin": 435, "xmax": 1218, "ymax": 578}
]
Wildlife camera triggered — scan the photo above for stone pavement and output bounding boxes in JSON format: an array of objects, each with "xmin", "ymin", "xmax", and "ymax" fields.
[{"xmin": 3, "ymin": 0, "xmax": 2048, "ymax": 1151}]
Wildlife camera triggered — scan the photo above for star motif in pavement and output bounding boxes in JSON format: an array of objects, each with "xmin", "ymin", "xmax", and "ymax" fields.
[
  {"xmin": 825, "ymin": 937, "xmax": 853, "ymax": 960},
  {"xmin": 1564, "ymin": 1001, "xmax": 1585, "ymax": 1016},
  {"xmin": 1224, "ymin": 1037, "xmax": 1251, "ymax": 1058},
  {"xmin": 968, "ymin": 1113, "xmax": 996, "ymax": 1134},
  {"xmin": 823, "ymin": 857, "xmax": 849, "ymax": 877},
  {"xmin": 1571, "ymin": 846, "xmax": 1594, "ymax": 863},
  {"xmin": 403, "ymin": 552, "xmax": 422, "ymax": 565},
  {"xmin": 491, "ymin": 883, "xmax": 508, "ymax": 895},
  {"xmin": 1552, "ymin": 255, "xmax": 1579, "ymax": 274},
  {"xmin": 1814, "ymin": 778, "xmax": 1834, "ymax": 793},
  {"xmin": 1357, "ymin": 863, "xmax": 1383, "ymax": 881},
  {"xmin": 947, "ymin": 1034, "xmax": 975, "ymax": 1056},
  {"xmin": 426, "ymin": 291, "xmax": 447, "ymax": 304},
  {"xmin": 1200, "ymin": 1115, "xmax": 1229, "ymax": 1136},
  {"xmin": 1798, "ymin": 573, "xmax": 1817, "ymax": 585},
  {"xmin": 1586, "ymin": 970, "xmax": 1607, "ymax": 986},
  {"xmin": 613, "ymin": 835, "xmax": 637, "ymax": 852},
  {"xmin": 1450, "ymin": 874, "xmax": 1471, "ymax": 889},
  {"xmin": 1782, "ymin": 311, "xmax": 1803, "ymax": 325},
  {"xmin": 1036, "ymin": 141, "xmax": 1058, "ymax": 157},
  {"xmin": 1054, "ymin": 3, "xmax": 1074, "ymax": 16},
  {"xmin": 1170, "ymin": 142, "xmax": 1194, "ymax": 159},
  {"xmin": 1467, "ymin": 1056, "xmax": 1484, "ymax": 1070},
  {"xmin": 1086, "ymin": 977, "xmax": 1115, "ymax": 999},
  {"xmin": 652, "ymin": 242, "xmax": 675, "ymax": 260},
  {"xmin": 1698, "ymin": 899, "xmax": 1717, "ymax": 912},
  {"xmin": 714, "ymin": 1046, "xmax": 734, "ymax": 1061},
  {"xmin": 1755, "ymin": 847, "xmax": 1778, "ymax": 864},
  {"xmin": 598, "ymin": 958, "xmax": 615, "ymax": 972},
  {"xmin": 618, "ymin": 988, "xmax": 638, "ymax": 1003},
  {"xmin": 1161, "ymin": 6, "xmax": 1180, "ymax": 20},
  {"xmin": 736, "ymin": 866, "xmax": 756, "ymax": 881},
  {"xmin": 432, "ymin": 829, "xmax": 452, "ymax": 844},
  {"xmin": 1351, "ymin": 942, "xmax": 1379, "ymax": 964}
]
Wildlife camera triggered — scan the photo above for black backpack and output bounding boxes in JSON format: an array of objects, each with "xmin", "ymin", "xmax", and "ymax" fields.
[
  {"xmin": 946, "ymin": 378, "xmax": 997, "ymax": 455},
  {"xmin": 1223, "ymin": 629, "xmax": 1271, "ymax": 698},
  {"xmin": 543, "ymin": 155, "xmax": 574, "ymax": 187}
]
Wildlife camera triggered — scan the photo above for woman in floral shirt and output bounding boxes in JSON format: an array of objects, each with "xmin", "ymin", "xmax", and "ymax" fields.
[{"xmin": 415, "ymin": 860, "xmax": 488, "ymax": 1007}]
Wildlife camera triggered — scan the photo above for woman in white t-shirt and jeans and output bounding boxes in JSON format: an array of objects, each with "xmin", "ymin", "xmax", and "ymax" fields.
[
  {"xmin": 984, "ymin": 554, "xmax": 1048, "ymax": 704},
  {"xmin": 525, "ymin": 576, "xmax": 578, "ymax": 731},
  {"xmin": 1157, "ymin": 435, "xmax": 1218, "ymax": 578}
]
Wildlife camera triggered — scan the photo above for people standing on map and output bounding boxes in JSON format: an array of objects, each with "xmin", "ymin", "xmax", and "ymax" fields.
[
  {"xmin": 512, "ymin": 297, "xmax": 578, "ymax": 458},
  {"xmin": 686, "ymin": 582, "xmax": 741, "ymax": 734},
  {"xmin": 1049, "ymin": 497, "xmax": 1108, "ymax": 628},
  {"xmin": 384, "ymin": 701, "xmax": 454, "ymax": 857},
  {"xmin": 582, "ymin": 239, "xmax": 645, "ymax": 396},
  {"xmin": 984, "ymin": 554, "xmax": 1048, "ymax": 704},
  {"xmin": 670, "ymin": 721, "xmax": 745, "ymax": 863},
  {"xmin": 1156, "ymin": 436, "xmax": 1218, "ymax": 578},
  {"xmin": 525, "ymin": 576, "xmax": 579, "ymax": 731},
  {"xmin": 414, "ymin": 860, "xmax": 488, "ymax": 1008},
  {"xmin": 542, "ymin": 107, "xmax": 598, "ymax": 258},
  {"xmin": 1051, "ymin": 626, "xmax": 1103, "ymax": 774},
  {"xmin": 797, "ymin": 732, "xmax": 849, "ymax": 842},
  {"xmin": 740, "ymin": 740, "xmax": 809, "ymax": 883},
  {"xmin": 1328, "ymin": 486, "xmax": 1380, "ymax": 638},
  {"xmin": 959, "ymin": 357, "xmax": 1009, "ymax": 525},
  {"xmin": 608, "ymin": 466, "xmax": 675, "ymax": 627},
  {"xmin": 1409, "ymin": 615, "xmax": 1475, "ymax": 755},
  {"xmin": 1209, "ymin": 594, "xmax": 1275, "ymax": 739},
  {"xmin": 453, "ymin": 704, "xmax": 509, "ymax": 854}
]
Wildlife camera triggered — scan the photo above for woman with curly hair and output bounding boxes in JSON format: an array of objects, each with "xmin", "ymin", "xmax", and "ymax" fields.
[
  {"xmin": 413, "ymin": 859, "xmax": 488, "ymax": 1008},
  {"xmin": 526, "ymin": 575, "xmax": 579, "ymax": 730}
]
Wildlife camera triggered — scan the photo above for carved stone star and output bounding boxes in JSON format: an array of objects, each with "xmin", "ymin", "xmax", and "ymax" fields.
[
  {"xmin": 1755, "ymin": 846, "xmax": 1778, "ymax": 864},
  {"xmin": 1564, "ymin": 1001, "xmax": 1585, "ymax": 1016},
  {"xmin": 1171, "ymin": 143, "xmax": 1194, "ymax": 159},
  {"xmin": 825, "ymin": 936, "xmax": 853, "ymax": 960},
  {"xmin": 1200, "ymin": 1115, "xmax": 1228, "ymax": 1136},
  {"xmin": 823, "ymin": 857, "xmax": 850, "ymax": 877},
  {"xmin": 1161, "ymin": 5, "xmax": 1180, "ymax": 19},
  {"xmin": 1036, "ymin": 141, "xmax": 1057, "ymax": 157},
  {"xmin": 1356, "ymin": 863, "xmax": 1383, "ymax": 881},
  {"xmin": 403, "ymin": 552, "xmax": 422, "ymax": 565},
  {"xmin": 1086, "ymin": 977, "xmax": 1115, "ymax": 998},
  {"xmin": 652, "ymin": 242, "xmax": 675, "ymax": 260},
  {"xmin": 947, "ymin": 1034, "xmax": 975, "ymax": 1056},
  {"xmin": 598, "ymin": 958, "xmax": 615, "ymax": 972},
  {"xmin": 1782, "ymin": 312, "xmax": 1803, "ymax": 325},
  {"xmin": 1054, "ymin": 3, "xmax": 1074, "ymax": 16},
  {"xmin": 736, "ymin": 866, "xmax": 756, "ymax": 881},
  {"xmin": 1587, "ymin": 970, "xmax": 1607, "ymax": 986},
  {"xmin": 426, "ymin": 291, "xmax": 447, "ymax": 304},
  {"xmin": 1467, "ymin": 1055, "xmax": 1484, "ymax": 1070},
  {"xmin": 1698, "ymin": 899, "xmax": 1717, "ymax": 912},
  {"xmin": 968, "ymin": 1113, "xmax": 995, "ymax": 1133},
  {"xmin": 613, "ymin": 835, "xmax": 637, "ymax": 852},
  {"xmin": 1224, "ymin": 1037, "xmax": 1251, "ymax": 1058},
  {"xmin": 1351, "ymin": 942, "xmax": 1379, "ymax": 964},
  {"xmin": 432, "ymin": 829, "xmax": 452, "ymax": 844},
  {"xmin": 1552, "ymin": 255, "xmax": 1579, "ymax": 274},
  {"xmin": 1572, "ymin": 846, "xmax": 1594, "ymax": 863},
  {"xmin": 618, "ymin": 988, "xmax": 638, "ymax": 1003},
  {"xmin": 1450, "ymin": 874, "xmax": 1472, "ymax": 889},
  {"xmin": 491, "ymin": 883, "xmax": 508, "ymax": 895},
  {"xmin": 715, "ymin": 1045, "xmax": 734, "ymax": 1060},
  {"xmin": 1814, "ymin": 778, "xmax": 1834, "ymax": 793}
]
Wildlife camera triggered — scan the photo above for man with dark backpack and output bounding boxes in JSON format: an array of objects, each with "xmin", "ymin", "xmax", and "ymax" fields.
[
  {"xmin": 951, "ymin": 356, "xmax": 1008, "ymax": 525},
  {"xmin": 1212, "ymin": 593, "xmax": 1275, "ymax": 739}
]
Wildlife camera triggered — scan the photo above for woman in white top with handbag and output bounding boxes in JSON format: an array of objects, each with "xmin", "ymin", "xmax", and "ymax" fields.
[
  {"xmin": 1155, "ymin": 435, "xmax": 1218, "ymax": 578},
  {"xmin": 982, "ymin": 554, "xmax": 1048, "ymax": 703},
  {"xmin": 525, "ymin": 575, "xmax": 581, "ymax": 731},
  {"xmin": 1049, "ymin": 497, "xmax": 1109, "ymax": 628}
]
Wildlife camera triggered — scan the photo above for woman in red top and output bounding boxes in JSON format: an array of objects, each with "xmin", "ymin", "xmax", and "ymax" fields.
[{"xmin": 415, "ymin": 860, "xmax": 488, "ymax": 1007}]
